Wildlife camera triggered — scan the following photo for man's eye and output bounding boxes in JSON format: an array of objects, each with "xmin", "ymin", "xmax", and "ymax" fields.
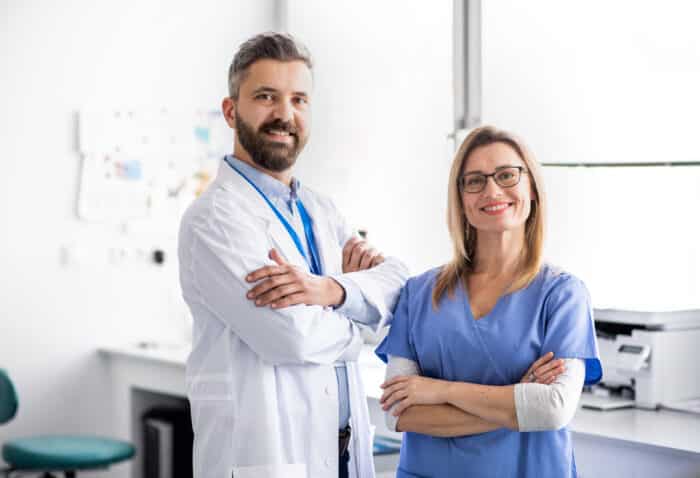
[
  {"xmin": 256, "ymin": 93, "xmax": 274, "ymax": 101},
  {"xmin": 293, "ymin": 97, "xmax": 308, "ymax": 105}
]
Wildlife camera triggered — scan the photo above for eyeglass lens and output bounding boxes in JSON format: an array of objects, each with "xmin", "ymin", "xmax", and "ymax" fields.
[{"xmin": 462, "ymin": 167, "xmax": 522, "ymax": 193}]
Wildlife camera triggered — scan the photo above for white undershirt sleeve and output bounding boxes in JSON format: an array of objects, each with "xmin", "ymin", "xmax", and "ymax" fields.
[
  {"xmin": 384, "ymin": 355, "xmax": 421, "ymax": 432},
  {"xmin": 514, "ymin": 358, "xmax": 585, "ymax": 432}
]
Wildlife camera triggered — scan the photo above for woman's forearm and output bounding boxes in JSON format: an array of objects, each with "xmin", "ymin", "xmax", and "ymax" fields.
[
  {"xmin": 444, "ymin": 382, "xmax": 519, "ymax": 430},
  {"xmin": 396, "ymin": 404, "xmax": 502, "ymax": 437}
]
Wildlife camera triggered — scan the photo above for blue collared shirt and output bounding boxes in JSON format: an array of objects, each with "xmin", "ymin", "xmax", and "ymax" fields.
[{"xmin": 228, "ymin": 155, "xmax": 377, "ymax": 429}]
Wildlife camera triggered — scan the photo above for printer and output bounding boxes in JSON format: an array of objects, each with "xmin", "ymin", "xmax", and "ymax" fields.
[{"xmin": 586, "ymin": 308, "xmax": 700, "ymax": 411}]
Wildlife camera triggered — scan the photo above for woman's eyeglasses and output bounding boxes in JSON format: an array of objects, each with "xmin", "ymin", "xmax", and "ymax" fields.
[{"xmin": 459, "ymin": 166, "xmax": 527, "ymax": 194}]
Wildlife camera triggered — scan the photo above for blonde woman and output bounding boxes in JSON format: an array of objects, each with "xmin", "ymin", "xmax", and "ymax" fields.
[{"xmin": 376, "ymin": 126, "xmax": 601, "ymax": 477}]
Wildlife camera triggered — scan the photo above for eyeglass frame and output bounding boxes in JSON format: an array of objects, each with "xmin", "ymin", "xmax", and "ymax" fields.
[{"xmin": 459, "ymin": 165, "xmax": 528, "ymax": 194}]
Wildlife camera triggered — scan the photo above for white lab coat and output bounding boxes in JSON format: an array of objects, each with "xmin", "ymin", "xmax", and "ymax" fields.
[{"xmin": 178, "ymin": 161, "xmax": 408, "ymax": 478}]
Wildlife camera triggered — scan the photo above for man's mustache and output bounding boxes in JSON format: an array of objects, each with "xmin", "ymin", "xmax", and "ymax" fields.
[{"xmin": 259, "ymin": 119, "xmax": 298, "ymax": 137}]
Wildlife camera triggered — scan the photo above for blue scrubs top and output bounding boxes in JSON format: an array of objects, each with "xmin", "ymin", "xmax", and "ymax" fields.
[{"xmin": 375, "ymin": 264, "xmax": 602, "ymax": 478}]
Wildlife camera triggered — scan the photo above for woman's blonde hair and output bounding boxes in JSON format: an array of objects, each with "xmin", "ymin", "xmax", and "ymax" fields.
[{"xmin": 432, "ymin": 126, "xmax": 547, "ymax": 308}]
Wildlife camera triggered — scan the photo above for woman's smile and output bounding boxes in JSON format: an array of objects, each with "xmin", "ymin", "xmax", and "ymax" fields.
[{"xmin": 480, "ymin": 201, "xmax": 513, "ymax": 215}]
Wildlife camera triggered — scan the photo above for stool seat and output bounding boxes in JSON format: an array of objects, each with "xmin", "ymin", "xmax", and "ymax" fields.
[{"xmin": 2, "ymin": 435, "xmax": 135, "ymax": 470}]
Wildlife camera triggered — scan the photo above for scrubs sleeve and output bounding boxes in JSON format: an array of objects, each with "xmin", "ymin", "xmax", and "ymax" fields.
[
  {"xmin": 375, "ymin": 283, "xmax": 417, "ymax": 364},
  {"xmin": 542, "ymin": 275, "xmax": 603, "ymax": 385}
]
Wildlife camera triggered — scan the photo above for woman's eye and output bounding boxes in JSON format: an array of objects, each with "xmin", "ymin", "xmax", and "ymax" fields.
[
  {"xmin": 497, "ymin": 171, "xmax": 514, "ymax": 181},
  {"xmin": 467, "ymin": 176, "xmax": 485, "ymax": 186}
]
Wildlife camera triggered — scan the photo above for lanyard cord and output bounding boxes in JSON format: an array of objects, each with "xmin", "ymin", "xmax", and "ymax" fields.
[{"xmin": 224, "ymin": 157, "xmax": 323, "ymax": 275}]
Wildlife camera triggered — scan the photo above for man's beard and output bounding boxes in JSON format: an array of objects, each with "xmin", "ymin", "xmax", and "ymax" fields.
[{"xmin": 235, "ymin": 110, "xmax": 307, "ymax": 172}]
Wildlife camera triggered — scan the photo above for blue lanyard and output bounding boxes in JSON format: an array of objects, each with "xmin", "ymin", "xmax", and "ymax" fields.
[{"xmin": 224, "ymin": 157, "xmax": 323, "ymax": 275}]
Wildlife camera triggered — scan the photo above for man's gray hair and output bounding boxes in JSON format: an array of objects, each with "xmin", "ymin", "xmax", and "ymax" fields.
[{"xmin": 228, "ymin": 32, "xmax": 313, "ymax": 99}]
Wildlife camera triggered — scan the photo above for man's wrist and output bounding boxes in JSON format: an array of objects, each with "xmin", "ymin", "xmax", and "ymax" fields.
[{"xmin": 325, "ymin": 277, "xmax": 346, "ymax": 308}]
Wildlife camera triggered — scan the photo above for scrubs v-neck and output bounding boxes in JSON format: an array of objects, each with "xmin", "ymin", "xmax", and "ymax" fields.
[{"xmin": 376, "ymin": 264, "xmax": 602, "ymax": 478}]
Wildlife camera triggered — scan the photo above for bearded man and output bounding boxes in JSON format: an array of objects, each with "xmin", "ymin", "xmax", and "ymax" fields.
[{"xmin": 178, "ymin": 32, "xmax": 408, "ymax": 478}]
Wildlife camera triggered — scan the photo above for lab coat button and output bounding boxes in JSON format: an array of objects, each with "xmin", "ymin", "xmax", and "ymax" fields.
[
  {"xmin": 324, "ymin": 386, "xmax": 331, "ymax": 395},
  {"xmin": 324, "ymin": 457, "xmax": 331, "ymax": 467}
]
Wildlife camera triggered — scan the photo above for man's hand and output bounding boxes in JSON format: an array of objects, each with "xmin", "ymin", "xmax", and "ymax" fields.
[
  {"xmin": 246, "ymin": 249, "xmax": 345, "ymax": 309},
  {"xmin": 342, "ymin": 237, "xmax": 385, "ymax": 273},
  {"xmin": 520, "ymin": 352, "xmax": 566, "ymax": 385}
]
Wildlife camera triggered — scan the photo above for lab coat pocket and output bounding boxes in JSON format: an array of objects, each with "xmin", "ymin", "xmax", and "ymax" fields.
[
  {"xmin": 187, "ymin": 373, "xmax": 233, "ymax": 401},
  {"xmin": 231, "ymin": 463, "xmax": 307, "ymax": 478}
]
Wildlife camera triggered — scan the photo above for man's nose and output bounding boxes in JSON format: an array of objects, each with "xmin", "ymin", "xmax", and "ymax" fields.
[{"xmin": 272, "ymin": 98, "xmax": 295, "ymax": 122}]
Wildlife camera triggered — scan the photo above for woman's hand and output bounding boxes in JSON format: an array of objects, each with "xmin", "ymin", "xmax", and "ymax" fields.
[
  {"xmin": 246, "ymin": 249, "xmax": 345, "ymax": 308},
  {"xmin": 379, "ymin": 375, "xmax": 449, "ymax": 416},
  {"xmin": 520, "ymin": 352, "xmax": 566, "ymax": 385}
]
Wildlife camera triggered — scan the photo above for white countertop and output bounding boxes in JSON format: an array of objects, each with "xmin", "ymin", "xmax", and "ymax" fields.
[{"xmin": 100, "ymin": 342, "xmax": 700, "ymax": 455}]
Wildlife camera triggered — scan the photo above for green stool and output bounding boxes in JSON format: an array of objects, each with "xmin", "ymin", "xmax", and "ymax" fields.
[{"xmin": 1, "ymin": 369, "xmax": 135, "ymax": 478}]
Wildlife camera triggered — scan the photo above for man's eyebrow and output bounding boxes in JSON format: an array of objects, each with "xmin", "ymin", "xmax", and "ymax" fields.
[
  {"xmin": 251, "ymin": 86, "xmax": 309, "ymax": 97},
  {"xmin": 251, "ymin": 86, "xmax": 278, "ymax": 95}
]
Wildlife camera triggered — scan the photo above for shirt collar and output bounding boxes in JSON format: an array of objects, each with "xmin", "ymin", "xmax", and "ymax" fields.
[{"xmin": 226, "ymin": 155, "xmax": 301, "ymax": 201}]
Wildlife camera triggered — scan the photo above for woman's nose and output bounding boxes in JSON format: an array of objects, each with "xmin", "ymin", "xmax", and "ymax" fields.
[{"xmin": 483, "ymin": 175, "xmax": 503, "ymax": 195}]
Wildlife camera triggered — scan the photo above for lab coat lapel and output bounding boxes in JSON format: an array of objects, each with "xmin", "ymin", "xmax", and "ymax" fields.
[
  {"xmin": 265, "ymin": 219, "xmax": 310, "ymax": 271},
  {"xmin": 219, "ymin": 164, "xmax": 310, "ymax": 271}
]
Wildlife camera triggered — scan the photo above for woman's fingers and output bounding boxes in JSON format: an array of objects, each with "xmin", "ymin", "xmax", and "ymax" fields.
[
  {"xmin": 533, "ymin": 358, "xmax": 564, "ymax": 377},
  {"xmin": 537, "ymin": 364, "xmax": 566, "ymax": 383},
  {"xmin": 382, "ymin": 389, "xmax": 409, "ymax": 411},
  {"xmin": 529, "ymin": 352, "xmax": 554, "ymax": 372},
  {"xmin": 380, "ymin": 381, "xmax": 408, "ymax": 404},
  {"xmin": 380, "ymin": 376, "xmax": 408, "ymax": 389},
  {"xmin": 393, "ymin": 398, "xmax": 413, "ymax": 416}
]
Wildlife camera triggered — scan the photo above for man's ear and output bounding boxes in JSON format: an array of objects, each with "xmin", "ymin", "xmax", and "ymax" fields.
[{"xmin": 222, "ymin": 97, "xmax": 236, "ymax": 129}]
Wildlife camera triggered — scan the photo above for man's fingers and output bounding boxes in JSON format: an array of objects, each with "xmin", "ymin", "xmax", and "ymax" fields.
[
  {"xmin": 268, "ymin": 248, "xmax": 287, "ymax": 266},
  {"xmin": 246, "ymin": 264, "xmax": 286, "ymax": 283},
  {"xmin": 254, "ymin": 283, "xmax": 302, "ymax": 306},
  {"xmin": 358, "ymin": 248, "xmax": 377, "ymax": 270},
  {"xmin": 271, "ymin": 292, "xmax": 306, "ymax": 309},
  {"xmin": 247, "ymin": 272, "xmax": 294, "ymax": 299},
  {"xmin": 342, "ymin": 237, "xmax": 362, "ymax": 264},
  {"xmin": 370, "ymin": 254, "xmax": 385, "ymax": 268},
  {"xmin": 347, "ymin": 242, "xmax": 368, "ymax": 270}
]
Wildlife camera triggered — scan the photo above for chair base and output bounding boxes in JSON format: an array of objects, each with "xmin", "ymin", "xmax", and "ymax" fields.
[{"xmin": 2, "ymin": 469, "xmax": 77, "ymax": 478}]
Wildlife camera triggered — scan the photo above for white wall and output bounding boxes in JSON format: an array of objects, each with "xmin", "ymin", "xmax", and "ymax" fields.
[
  {"xmin": 0, "ymin": 1, "xmax": 274, "ymax": 475},
  {"xmin": 286, "ymin": 0, "xmax": 455, "ymax": 275},
  {"xmin": 482, "ymin": 0, "xmax": 700, "ymax": 165},
  {"xmin": 482, "ymin": 1, "xmax": 700, "ymax": 310}
]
